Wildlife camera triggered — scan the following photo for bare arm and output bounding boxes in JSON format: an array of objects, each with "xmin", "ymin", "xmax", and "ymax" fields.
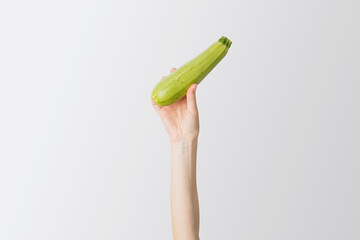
[
  {"xmin": 152, "ymin": 67, "xmax": 200, "ymax": 240},
  {"xmin": 171, "ymin": 139, "xmax": 199, "ymax": 240}
]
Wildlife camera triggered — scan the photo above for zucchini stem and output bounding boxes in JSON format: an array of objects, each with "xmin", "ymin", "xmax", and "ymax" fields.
[{"xmin": 218, "ymin": 36, "xmax": 232, "ymax": 49}]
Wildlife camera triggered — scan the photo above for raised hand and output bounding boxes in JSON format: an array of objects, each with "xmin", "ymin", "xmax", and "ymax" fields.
[{"xmin": 151, "ymin": 67, "xmax": 199, "ymax": 143}]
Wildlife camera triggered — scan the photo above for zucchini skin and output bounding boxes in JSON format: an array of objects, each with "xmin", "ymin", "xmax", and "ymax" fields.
[{"xmin": 151, "ymin": 36, "xmax": 232, "ymax": 106}]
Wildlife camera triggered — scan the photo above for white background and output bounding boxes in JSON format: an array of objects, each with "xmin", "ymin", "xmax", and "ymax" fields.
[{"xmin": 0, "ymin": 0, "xmax": 359, "ymax": 239}]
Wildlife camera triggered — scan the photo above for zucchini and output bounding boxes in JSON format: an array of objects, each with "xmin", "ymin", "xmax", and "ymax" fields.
[{"xmin": 151, "ymin": 36, "xmax": 232, "ymax": 106}]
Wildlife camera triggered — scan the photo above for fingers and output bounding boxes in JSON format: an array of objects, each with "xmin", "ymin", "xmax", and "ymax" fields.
[
  {"xmin": 161, "ymin": 68, "xmax": 176, "ymax": 80},
  {"xmin": 151, "ymin": 97, "xmax": 161, "ymax": 113},
  {"xmin": 186, "ymin": 84, "xmax": 198, "ymax": 116}
]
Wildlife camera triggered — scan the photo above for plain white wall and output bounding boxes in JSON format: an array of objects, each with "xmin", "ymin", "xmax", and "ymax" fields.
[{"xmin": 0, "ymin": 0, "xmax": 359, "ymax": 239}]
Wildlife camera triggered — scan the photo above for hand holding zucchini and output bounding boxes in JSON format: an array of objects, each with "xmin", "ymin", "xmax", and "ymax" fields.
[{"xmin": 151, "ymin": 36, "xmax": 232, "ymax": 106}]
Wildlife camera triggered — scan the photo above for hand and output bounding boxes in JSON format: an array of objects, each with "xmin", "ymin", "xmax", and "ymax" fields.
[{"xmin": 151, "ymin": 67, "xmax": 199, "ymax": 143}]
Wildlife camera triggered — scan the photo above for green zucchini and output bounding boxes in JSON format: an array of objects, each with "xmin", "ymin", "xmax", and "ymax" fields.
[{"xmin": 151, "ymin": 36, "xmax": 232, "ymax": 106}]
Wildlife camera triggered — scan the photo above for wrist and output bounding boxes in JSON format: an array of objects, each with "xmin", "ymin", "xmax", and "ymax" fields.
[
  {"xmin": 170, "ymin": 136, "xmax": 198, "ymax": 146},
  {"xmin": 171, "ymin": 137, "xmax": 198, "ymax": 167}
]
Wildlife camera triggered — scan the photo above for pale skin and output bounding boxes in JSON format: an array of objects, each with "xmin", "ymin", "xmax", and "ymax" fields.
[{"xmin": 151, "ymin": 67, "xmax": 200, "ymax": 240}]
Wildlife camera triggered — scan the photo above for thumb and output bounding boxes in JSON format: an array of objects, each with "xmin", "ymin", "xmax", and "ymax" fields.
[{"xmin": 186, "ymin": 84, "xmax": 198, "ymax": 116}]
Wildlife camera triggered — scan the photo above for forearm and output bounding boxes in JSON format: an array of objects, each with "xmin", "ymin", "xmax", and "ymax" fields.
[{"xmin": 170, "ymin": 138, "xmax": 200, "ymax": 240}]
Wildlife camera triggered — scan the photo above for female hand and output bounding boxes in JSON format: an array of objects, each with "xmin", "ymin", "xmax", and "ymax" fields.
[{"xmin": 151, "ymin": 67, "xmax": 199, "ymax": 143}]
